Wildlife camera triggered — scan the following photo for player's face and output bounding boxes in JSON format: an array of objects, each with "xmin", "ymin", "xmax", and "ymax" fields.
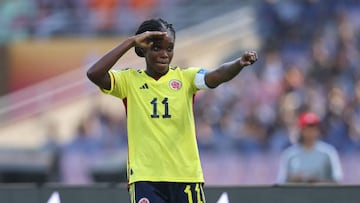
[{"xmin": 144, "ymin": 31, "xmax": 174, "ymax": 78}]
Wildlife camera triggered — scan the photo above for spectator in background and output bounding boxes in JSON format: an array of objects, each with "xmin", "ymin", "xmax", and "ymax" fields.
[
  {"xmin": 60, "ymin": 114, "xmax": 101, "ymax": 184},
  {"xmin": 59, "ymin": 106, "xmax": 127, "ymax": 184},
  {"xmin": 88, "ymin": 0, "xmax": 119, "ymax": 35},
  {"xmin": 0, "ymin": 0, "xmax": 36, "ymax": 43},
  {"xmin": 348, "ymin": 80, "xmax": 360, "ymax": 149},
  {"xmin": 34, "ymin": 0, "xmax": 77, "ymax": 37},
  {"xmin": 277, "ymin": 111, "xmax": 343, "ymax": 184},
  {"xmin": 129, "ymin": 0, "xmax": 159, "ymax": 26},
  {"xmin": 323, "ymin": 86, "xmax": 356, "ymax": 153},
  {"xmin": 41, "ymin": 120, "xmax": 62, "ymax": 182}
]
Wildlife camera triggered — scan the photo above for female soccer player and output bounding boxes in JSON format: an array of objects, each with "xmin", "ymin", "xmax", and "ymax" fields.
[{"xmin": 87, "ymin": 18, "xmax": 257, "ymax": 203}]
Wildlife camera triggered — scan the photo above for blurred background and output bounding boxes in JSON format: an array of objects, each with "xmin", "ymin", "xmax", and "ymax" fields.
[{"xmin": 0, "ymin": 0, "xmax": 359, "ymax": 186}]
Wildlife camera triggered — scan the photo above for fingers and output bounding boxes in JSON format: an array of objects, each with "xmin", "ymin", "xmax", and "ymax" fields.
[
  {"xmin": 245, "ymin": 50, "xmax": 258, "ymax": 64},
  {"xmin": 135, "ymin": 31, "xmax": 167, "ymax": 46},
  {"xmin": 239, "ymin": 51, "xmax": 258, "ymax": 67},
  {"xmin": 135, "ymin": 31, "xmax": 167, "ymax": 42},
  {"xmin": 143, "ymin": 31, "xmax": 168, "ymax": 38}
]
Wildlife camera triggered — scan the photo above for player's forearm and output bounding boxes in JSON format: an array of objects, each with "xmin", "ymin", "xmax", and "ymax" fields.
[
  {"xmin": 205, "ymin": 58, "xmax": 245, "ymax": 88},
  {"xmin": 87, "ymin": 37, "xmax": 135, "ymax": 88}
]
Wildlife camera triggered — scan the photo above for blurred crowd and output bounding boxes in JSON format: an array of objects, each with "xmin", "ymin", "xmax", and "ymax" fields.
[
  {"xmin": 40, "ymin": 107, "xmax": 128, "ymax": 184},
  {"xmin": 194, "ymin": 0, "xmax": 360, "ymax": 155},
  {"xmin": 0, "ymin": 0, "xmax": 189, "ymax": 44}
]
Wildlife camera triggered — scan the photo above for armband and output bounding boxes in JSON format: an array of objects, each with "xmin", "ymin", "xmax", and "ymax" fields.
[{"xmin": 194, "ymin": 69, "xmax": 210, "ymax": 90}]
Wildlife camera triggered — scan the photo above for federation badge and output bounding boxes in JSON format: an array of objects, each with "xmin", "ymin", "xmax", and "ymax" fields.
[
  {"xmin": 138, "ymin": 197, "xmax": 150, "ymax": 203},
  {"xmin": 169, "ymin": 79, "xmax": 182, "ymax": 90}
]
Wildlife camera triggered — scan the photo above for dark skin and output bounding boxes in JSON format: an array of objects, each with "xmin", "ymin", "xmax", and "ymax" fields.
[{"xmin": 87, "ymin": 30, "xmax": 258, "ymax": 90}]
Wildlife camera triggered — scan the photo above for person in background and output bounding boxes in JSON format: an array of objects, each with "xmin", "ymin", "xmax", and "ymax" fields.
[{"xmin": 277, "ymin": 111, "xmax": 343, "ymax": 184}]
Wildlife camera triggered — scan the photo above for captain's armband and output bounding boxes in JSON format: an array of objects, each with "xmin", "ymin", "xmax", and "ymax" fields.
[{"xmin": 194, "ymin": 69, "xmax": 211, "ymax": 90}]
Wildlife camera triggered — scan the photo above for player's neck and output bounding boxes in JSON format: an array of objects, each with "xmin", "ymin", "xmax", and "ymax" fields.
[{"xmin": 145, "ymin": 69, "xmax": 168, "ymax": 80}]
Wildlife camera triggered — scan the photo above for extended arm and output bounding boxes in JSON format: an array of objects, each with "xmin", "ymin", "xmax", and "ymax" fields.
[
  {"xmin": 205, "ymin": 51, "xmax": 258, "ymax": 88},
  {"xmin": 86, "ymin": 31, "xmax": 167, "ymax": 90}
]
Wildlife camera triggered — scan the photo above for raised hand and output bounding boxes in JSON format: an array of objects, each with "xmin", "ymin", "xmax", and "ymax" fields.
[
  {"xmin": 133, "ymin": 31, "xmax": 168, "ymax": 49},
  {"xmin": 239, "ymin": 51, "xmax": 258, "ymax": 66}
]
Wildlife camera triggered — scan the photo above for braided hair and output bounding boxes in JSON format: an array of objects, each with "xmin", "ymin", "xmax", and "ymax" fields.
[{"xmin": 134, "ymin": 18, "xmax": 176, "ymax": 57}]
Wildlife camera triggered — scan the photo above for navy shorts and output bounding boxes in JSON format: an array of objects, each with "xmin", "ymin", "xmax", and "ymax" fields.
[{"xmin": 129, "ymin": 181, "xmax": 206, "ymax": 203}]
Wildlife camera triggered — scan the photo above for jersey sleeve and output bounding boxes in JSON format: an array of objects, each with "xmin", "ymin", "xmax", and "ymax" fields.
[{"xmin": 100, "ymin": 69, "xmax": 128, "ymax": 99}]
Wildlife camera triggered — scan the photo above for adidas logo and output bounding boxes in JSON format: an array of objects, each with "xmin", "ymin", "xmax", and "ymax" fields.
[{"xmin": 139, "ymin": 83, "xmax": 149, "ymax": 89}]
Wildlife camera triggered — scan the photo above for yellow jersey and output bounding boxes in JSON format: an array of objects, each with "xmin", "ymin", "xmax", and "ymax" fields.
[{"xmin": 101, "ymin": 66, "xmax": 205, "ymax": 184}]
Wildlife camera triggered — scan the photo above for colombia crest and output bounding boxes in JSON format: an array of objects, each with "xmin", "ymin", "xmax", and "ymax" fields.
[{"xmin": 169, "ymin": 79, "xmax": 182, "ymax": 90}]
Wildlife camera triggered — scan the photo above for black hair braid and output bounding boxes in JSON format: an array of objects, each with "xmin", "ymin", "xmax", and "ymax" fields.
[{"xmin": 134, "ymin": 18, "xmax": 176, "ymax": 57}]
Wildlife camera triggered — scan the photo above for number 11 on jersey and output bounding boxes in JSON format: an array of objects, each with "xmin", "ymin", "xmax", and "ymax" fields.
[{"xmin": 150, "ymin": 97, "xmax": 171, "ymax": 118}]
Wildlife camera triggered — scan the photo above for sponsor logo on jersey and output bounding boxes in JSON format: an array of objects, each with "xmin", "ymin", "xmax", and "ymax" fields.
[
  {"xmin": 169, "ymin": 79, "xmax": 182, "ymax": 90},
  {"xmin": 138, "ymin": 197, "xmax": 150, "ymax": 203}
]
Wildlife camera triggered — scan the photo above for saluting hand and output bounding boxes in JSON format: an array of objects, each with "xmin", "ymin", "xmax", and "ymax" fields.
[
  {"xmin": 133, "ymin": 31, "xmax": 168, "ymax": 49},
  {"xmin": 239, "ymin": 51, "xmax": 258, "ymax": 66}
]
